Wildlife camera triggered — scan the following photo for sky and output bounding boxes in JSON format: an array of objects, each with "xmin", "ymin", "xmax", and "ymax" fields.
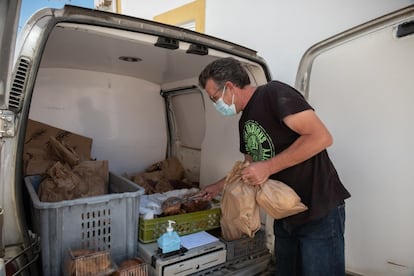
[{"xmin": 19, "ymin": 0, "xmax": 94, "ymax": 31}]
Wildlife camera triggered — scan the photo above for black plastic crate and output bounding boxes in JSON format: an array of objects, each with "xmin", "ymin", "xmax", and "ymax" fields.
[
  {"xmin": 189, "ymin": 249, "xmax": 271, "ymax": 276},
  {"xmin": 222, "ymin": 230, "xmax": 267, "ymax": 261}
]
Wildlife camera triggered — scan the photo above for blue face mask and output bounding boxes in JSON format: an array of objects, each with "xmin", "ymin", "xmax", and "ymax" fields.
[{"xmin": 214, "ymin": 86, "xmax": 236, "ymax": 116}]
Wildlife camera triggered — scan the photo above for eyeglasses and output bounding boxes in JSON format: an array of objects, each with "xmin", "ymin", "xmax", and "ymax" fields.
[{"xmin": 209, "ymin": 86, "xmax": 224, "ymax": 103}]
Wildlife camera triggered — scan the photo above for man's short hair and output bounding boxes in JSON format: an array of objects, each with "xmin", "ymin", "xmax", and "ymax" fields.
[{"xmin": 199, "ymin": 57, "xmax": 250, "ymax": 89}]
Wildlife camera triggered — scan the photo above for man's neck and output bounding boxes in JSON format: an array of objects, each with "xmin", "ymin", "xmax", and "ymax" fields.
[{"xmin": 236, "ymin": 85, "xmax": 256, "ymax": 112}]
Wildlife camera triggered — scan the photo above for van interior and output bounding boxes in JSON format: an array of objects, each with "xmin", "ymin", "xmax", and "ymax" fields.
[
  {"xmin": 8, "ymin": 13, "xmax": 272, "ymax": 274},
  {"xmin": 25, "ymin": 21, "xmax": 268, "ymax": 185}
]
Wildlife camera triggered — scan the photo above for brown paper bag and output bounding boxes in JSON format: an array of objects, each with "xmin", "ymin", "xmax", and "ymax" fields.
[
  {"xmin": 220, "ymin": 161, "xmax": 261, "ymax": 240},
  {"xmin": 38, "ymin": 160, "xmax": 109, "ymax": 202},
  {"xmin": 72, "ymin": 160, "xmax": 109, "ymax": 196},
  {"xmin": 256, "ymin": 179, "xmax": 308, "ymax": 219},
  {"xmin": 38, "ymin": 162, "xmax": 81, "ymax": 202},
  {"xmin": 145, "ymin": 157, "xmax": 185, "ymax": 180}
]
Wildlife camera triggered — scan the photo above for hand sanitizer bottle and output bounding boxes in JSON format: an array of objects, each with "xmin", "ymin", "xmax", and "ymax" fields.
[{"xmin": 157, "ymin": 220, "xmax": 181, "ymax": 254}]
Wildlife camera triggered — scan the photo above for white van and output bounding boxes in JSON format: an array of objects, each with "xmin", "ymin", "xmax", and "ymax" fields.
[{"xmin": 1, "ymin": 1, "xmax": 413, "ymax": 275}]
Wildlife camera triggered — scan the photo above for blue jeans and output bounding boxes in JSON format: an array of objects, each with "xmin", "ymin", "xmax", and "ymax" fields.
[{"xmin": 274, "ymin": 204, "xmax": 346, "ymax": 276}]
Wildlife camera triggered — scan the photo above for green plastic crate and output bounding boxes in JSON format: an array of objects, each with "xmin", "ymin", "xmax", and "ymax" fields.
[{"xmin": 139, "ymin": 208, "xmax": 221, "ymax": 243}]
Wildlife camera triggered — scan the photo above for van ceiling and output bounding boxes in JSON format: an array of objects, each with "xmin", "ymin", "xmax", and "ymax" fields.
[{"xmin": 39, "ymin": 23, "xmax": 217, "ymax": 84}]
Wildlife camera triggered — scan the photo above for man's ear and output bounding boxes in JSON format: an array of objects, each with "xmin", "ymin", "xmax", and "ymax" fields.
[{"xmin": 225, "ymin": 81, "xmax": 234, "ymax": 90}]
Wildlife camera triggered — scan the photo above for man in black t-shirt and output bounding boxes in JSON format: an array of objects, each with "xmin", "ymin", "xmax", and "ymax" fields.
[{"xmin": 199, "ymin": 57, "xmax": 350, "ymax": 276}]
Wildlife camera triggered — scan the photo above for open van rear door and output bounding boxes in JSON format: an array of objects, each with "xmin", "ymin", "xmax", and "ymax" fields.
[
  {"xmin": 0, "ymin": 0, "xmax": 21, "ymax": 110},
  {"xmin": 295, "ymin": 5, "xmax": 414, "ymax": 275}
]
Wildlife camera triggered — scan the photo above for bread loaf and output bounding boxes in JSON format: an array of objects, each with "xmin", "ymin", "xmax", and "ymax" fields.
[
  {"xmin": 66, "ymin": 249, "xmax": 111, "ymax": 276},
  {"xmin": 113, "ymin": 257, "xmax": 145, "ymax": 275},
  {"xmin": 161, "ymin": 197, "xmax": 182, "ymax": 215},
  {"xmin": 181, "ymin": 199, "xmax": 209, "ymax": 213}
]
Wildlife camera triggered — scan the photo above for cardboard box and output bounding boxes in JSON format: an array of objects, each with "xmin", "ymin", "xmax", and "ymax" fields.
[{"xmin": 24, "ymin": 119, "xmax": 93, "ymax": 175}]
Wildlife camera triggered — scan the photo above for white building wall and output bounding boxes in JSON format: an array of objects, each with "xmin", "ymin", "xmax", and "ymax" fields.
[{"xmin": 120, "ymin": 0, "xmax": 413, "ymax": 86}]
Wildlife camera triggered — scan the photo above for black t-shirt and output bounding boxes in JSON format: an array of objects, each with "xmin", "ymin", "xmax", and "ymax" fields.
[{"xmin": 239, "ymin": 81, "xmax": 350, "ymax": 226}]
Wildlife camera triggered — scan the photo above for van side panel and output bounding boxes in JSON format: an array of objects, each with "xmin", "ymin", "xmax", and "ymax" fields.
[{"xmin": 29, "ymin": 68, "xmax": 168, "ymax": 175}]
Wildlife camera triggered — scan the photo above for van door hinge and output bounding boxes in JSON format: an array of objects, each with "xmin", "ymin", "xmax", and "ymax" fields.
[
  {"xmin": 0, "ymin": 110, "xmax": 15, "ymax": 137},
  {"xmin": 397, "ymin": 20, "xmax": 414, "ymax": 38}
]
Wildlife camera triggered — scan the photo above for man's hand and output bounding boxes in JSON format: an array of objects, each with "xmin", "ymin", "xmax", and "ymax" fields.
[
  {"xmin": 201, "ymin": 179, "xmax": 225, "ymax": 200},
  {"xmin": 241, "ymin": 160, "xmax": 271, "ymax": 185}
]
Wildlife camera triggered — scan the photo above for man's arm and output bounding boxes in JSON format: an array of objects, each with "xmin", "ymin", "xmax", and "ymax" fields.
[{"xmin": 241, "ymin": 109, "xmax": 333, "ymax": 185}]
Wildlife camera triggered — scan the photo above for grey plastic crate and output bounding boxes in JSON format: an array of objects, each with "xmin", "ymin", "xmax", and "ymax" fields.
[{"xmin": 25, "ymin": 173, "xmax": 144, "ymax": 276}]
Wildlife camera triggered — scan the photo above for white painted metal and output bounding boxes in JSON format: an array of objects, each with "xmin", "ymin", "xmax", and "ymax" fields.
[
  {"xmin": 297, "ymin": 7, "xmax": 414, "ymax": 275},
  {"xmin": 30, "ymin": 68, "xmax": 167, "ymax": 175}
]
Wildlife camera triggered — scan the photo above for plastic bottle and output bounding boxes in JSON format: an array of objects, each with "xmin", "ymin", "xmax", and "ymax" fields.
[{"xmin": 157, "ymin": 220, "xmax": 181, "ymax": 254}]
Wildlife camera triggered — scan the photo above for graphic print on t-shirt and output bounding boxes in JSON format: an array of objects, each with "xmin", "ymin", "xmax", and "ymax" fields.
[{"xmin": 243, "ymin": 120, "xmax": 275, "ymax": 161}]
